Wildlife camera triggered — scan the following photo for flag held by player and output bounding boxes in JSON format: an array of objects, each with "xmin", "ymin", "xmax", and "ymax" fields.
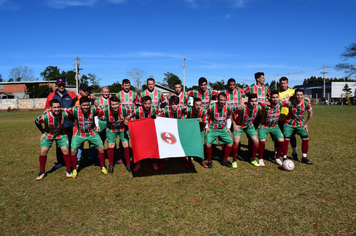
[{"xmin": 128, "ymin": 117, "xmax": 204, "ymax": 163}]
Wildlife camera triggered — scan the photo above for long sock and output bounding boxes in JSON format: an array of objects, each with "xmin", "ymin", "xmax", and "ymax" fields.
[
  {"xmin": 98, "ymin": 152, "xmax": 105, "ymax": 167},
  {"xmin": 63, "ymin": 154, "xmax": 71, "ymax": 170},
  {"xmin": 290, "ymin": 136, "xmax": 297, "ymax": 152},
  {"xmin": 71, "ymin": 154, "xmax": 77, "ymax": 170},
  {"xmin": 124, "ymin": 147, "xmax": 130, "ymax": 166},
  {"xmin": 223, "ymin": 146, "xmax": 232, "ymax": 162},
  {"xmin": 302, "ymin": 139, "xmax": 309, "ymax": 157},
  {"xmin": 107, "ymin": 148, "xmax": 115, "ymax": 167},
  {"xmin": 284, "ymin": 139, "xmax": 290, "ymax": 158},
  {"xmin": 232, "ymin": 144, "xmax": 239, "ymax": 161},
  {"xmin": 221, "ymin": 144, "xmax": 226, "ymax": 152},
  {"xmin": 258, "ymin": 141, "xmax": 266, "ymax": 160},
  {"xmin": 206, "ymin": 147, "xmax": 212, "ymax": 162},
  {"xmin": 277, "ymin": 141, "xmax": 284, "ymax": 159},
  {"xmin": 251, "ymin": 144, "xmax": 259, "ymax": 161},
  {"xmin": 39, "ymin": 155, "xmax": 47, "ymax": 172}
]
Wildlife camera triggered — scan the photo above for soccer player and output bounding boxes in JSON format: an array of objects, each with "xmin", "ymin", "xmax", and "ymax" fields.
[
  {"xmin": 44, "ymin": 78, "xmax": 77, "ymax": 168},
  {"xmin": 277, "ymin": 76, "xmax": 298, "ymax": 162},
  {"xmin": 66, "ymin": 96, "xmax": 107, "ymax": 178},
  {"xmin": 35, "ymin": 99, "xmax": 71, "ymax": 180},
  {"xmin": 116, "ymin": 79, "xmax": 139, "ymax": 109},
  {"xmin": 258, "ymin": 90, "xmax": 290, "ymax": 167},
  {"xmin": 204, "ymin": 93, "xmax": 233, "ymax": 168},
  {"xmin": 224, "ymin": 78, "xmax": 245, "ymax": 108},
  {"xmin": 186, "ymin": 98, "xmax": 208, "ymax": 168},
  {"xmin": 140, "ymin": 78, "xmax": 166, "ymax": 108},
  {"xmin": 231, "ymin": 94, "xmax": 262, "ymax": 167},
  {"xmin": 97, "ymin": 96, "xmax": 132, "ymax": 174},
  {"xmin": 187, "ymin": 77, "xmax": 220, "ymax": 109},
  {"xmin": 282, "ymin": 89, "xmax": 313, "ymax": 164},
  {"xmin": 167, "ymin": 81, "xmax": 188, "ymax": 107},
  {"xmin": 94, "ymin": 86, "xmax": 110, "ymax": 142},
  {"xmin": 244, "ymin": 72, "xmax": 271, "ymax": 104},
  {"xmin": 125, "ymin": 96, "xmax": 161, "ymax": 171}
]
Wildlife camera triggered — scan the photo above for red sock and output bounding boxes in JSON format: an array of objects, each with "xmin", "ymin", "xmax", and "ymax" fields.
[
  {"xmin": 124, "ymin": 147, "xmax": 130, "ymax": 166},
  {"xmin": 206, "ymin": 147, "xmax": 212, "ymax": 162},
  {"xmin": 284, "ymin": 139, "xmax": 290, "ymax": 157},
  {"xmin": 107, "ymin": 148, "xmax": 115, "ymax": 167},
  {"xmin": 277, "ymin": 141, "xmax": 284, "ymax": 158},
  {"xmin": 63, "ymin": 154, "xmax": 71, "ymax": 170},
  {"xmin": 221, "ymin": 144, "xmax": 226, "ymax": 152},
  {"xmin": 251, "ymin": 144, "xmax": 259, "ymax": 161},
  {"xmin": 232, "ymin": 144, "xmax": 239, "ymax": 161},
  {"xmin": 223, "ymin": 146, "xmax": 232, "ymax": 162},
  {"xmin": 39, "ymin": 155, "xmax": 47, "ymax": 172},
  {"xmin": 71, "ymin": 155, "xmax": 77, "ymax": 170},
  {"xmin": 258, "ymin": 141, "xmax": 266, "ymax": 160},
  {"xmin": 98, "ymin": 152, "xmax": 105, "ymax": 167},
  {"xmin": 302, "ymin": 139, "xmax": 309, "ymax": 154}
]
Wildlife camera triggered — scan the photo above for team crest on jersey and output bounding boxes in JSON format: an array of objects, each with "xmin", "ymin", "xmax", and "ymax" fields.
[{"xmin": 160, "ymin": 132, "xmax": 176, "ymax": 144}]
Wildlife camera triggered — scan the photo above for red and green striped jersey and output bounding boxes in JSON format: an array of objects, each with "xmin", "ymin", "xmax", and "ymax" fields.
[
  {"xmin": 65, "ymin": 106, "xmax": 102, "ymax": 137},
  {"xmin": 140, "ymin": 89, "xmax": 165, "ymax": 108},
  {"xmin": 128, "ymin": 106, "xmax": 161, "ymax": 120},
  {"xmin": 186, "ymin": 107, "xmax": 206, "ymax": 131},
  {"xmin": 168, "ymin": 92, "xmax": 188, "ymax": 107},
  {"xmin": 205, "ymin": 103, "xmax": 232, "ymax": 129},
  {"xmin": 224, "ymin": 88, "xmax": 245, "ymax": 107},
  {"xmin": 35, "ymin": 111, "xmax": 68, "ymax": 139},
  {"xmin": 158, "ymin": 106, "xmax": 185, "ymax": 119},
  {"xmin": 285, "ymin": 98, "xmax": 312, "ymax": 127},
  {"xmin": 98, "ymin": 105, "xmax": 131, "ymax": 133},
  {"xmin": 94, "ymin": 96, "xmax": 109, "ymax": 108},
  {"xmin": 244, "ymin": 85, "xmax": 270, "ymax": 103},
  {"xmin": 116, "ymin": 90, "xmax": 139, "ymax": 108},
  {"xmin": 187, "ymin": 89, "xmax": 220, "ymax": 109},
  {"xmin": 260, "ymin": 100, "xmax": 288, "ymax": 128},
  {"xmin": 233, "ymin": 103, "xmax": 262, "ymax": 128}
]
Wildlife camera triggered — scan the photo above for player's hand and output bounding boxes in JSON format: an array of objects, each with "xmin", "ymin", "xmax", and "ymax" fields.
[
  {"xmin": 205, "ymin": 127, "xmax": 210, "ymax": 133},
  {"xmin": 303, "ymin": 124, "xmax": 308, "ymax": 133},
  {"xmin": 40, "ymin": 133, "xmax": 46, "ymax": 142},
  {"xmin": 226, "ymin": 128, "xmax": 231, "ymax": 133},
  {"xmin": 124, "ymin": 119, "xmax": 129, "ymax": 125},
  {"xmin": 95, "ymin": 126, "xmax": 100, "ymax": 132}
]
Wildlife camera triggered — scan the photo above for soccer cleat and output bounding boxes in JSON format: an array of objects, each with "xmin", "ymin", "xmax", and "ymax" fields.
[
  {"xmin": 221, "ymin": 160, "xmax": 232, "ymax": 168},
  {"xmin": 101, "ymin": 166, "xmax": 108, "ymax": 175},
  {"xmin": 301, "ymin": 158, "xmax": 313, "ymax": 165},
  {"xmin": 72, "ymin": 169, "xmax": 78, "ymax": 179},
  {"xmin": 108, "ymin": 166, "xmax": 114, "ymax": 174},
  {"xmin": 259, "ymin": 159, "xmax": 266, "ymax": 167},
  {"xmin": 126, "ymin": 165, "xmax": 132, "ymax": 173},
  {"xmin": 232, "ymin": 161, "xmax": 237, "ymax": 169},
  {"xmin": 66, "ymin": 170, "xmax": 72, "ymax": 178},
  {"xmin": 275, "ymin": 158, "xmax": 283, "ymax": 166},
  {"xmin": 207, "ymin": 161, "xmax": 213, "ymax": 168},
  {"xmin": 201, "ymin": 161, "xmax": 208, "ymax": 168},
  {"xmin": 76, "ymin": 161, "xmax": 80, "ymax": 169},
  {"xmin": 250, "ymin": 160, "xmax": 260, "ymax": 167},
  {"xmin": 292, "ymin": 153, "xmax": 299, "ymax": 161},
  {"xmin": 36, "ymin": 172, "xmax": 45, "ymax": 181}
]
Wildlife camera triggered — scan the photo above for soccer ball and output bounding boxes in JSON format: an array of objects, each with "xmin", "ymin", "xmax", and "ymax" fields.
[{"xmin": 282, "ymin": 160, "xmax": 295, "ymax": 171}]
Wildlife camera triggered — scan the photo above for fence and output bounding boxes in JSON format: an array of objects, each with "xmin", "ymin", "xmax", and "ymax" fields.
[{"xmin": 0, "ymin": 98, "xmax": 47, "ymax": 110}]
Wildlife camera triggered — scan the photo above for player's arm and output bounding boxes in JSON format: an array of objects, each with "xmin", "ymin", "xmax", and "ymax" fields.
[
  {"xmin": 304, "ymin": 103, "xmax": 313, "ymax": 132},
  {"xmin": 35, "ymin": 115, "xmax": 47, "ymax": 141}
]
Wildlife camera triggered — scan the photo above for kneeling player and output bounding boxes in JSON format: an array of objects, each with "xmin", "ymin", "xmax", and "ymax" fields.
[{"xmin": 35, "ymin": 99, "xmax": 71, "ymax": 180}]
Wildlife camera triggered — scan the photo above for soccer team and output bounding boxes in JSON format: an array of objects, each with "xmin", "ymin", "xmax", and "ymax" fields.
[{"xmin": 35, "ymin": 73, "xmax": 313, "ymax": 180}]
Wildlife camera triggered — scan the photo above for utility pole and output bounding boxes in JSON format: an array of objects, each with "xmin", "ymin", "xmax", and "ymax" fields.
[
  {"xmin": 321, "ymin": 64, "xmax": 328, "ymax": 98},
  {"xmin": 183, "ymin": 58, "xmax": 186, "ymax": 92},
  {"xmin": 72, "ymin": 57, "xmax": 82, "ymax": 94},
  {"xmin": 275, "ymin": 74, "xmax": 278, "ymax": 90}
]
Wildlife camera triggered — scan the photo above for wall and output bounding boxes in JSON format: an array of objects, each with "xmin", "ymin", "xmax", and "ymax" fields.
[{"xmin": 0, "ymin": 98, "xmax": 46, "ymax": 110}]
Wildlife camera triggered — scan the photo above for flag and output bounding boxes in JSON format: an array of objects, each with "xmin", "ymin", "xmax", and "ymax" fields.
[{"xmin": 128, "ymin": 117, "xmax": 204, "ymax": 163}]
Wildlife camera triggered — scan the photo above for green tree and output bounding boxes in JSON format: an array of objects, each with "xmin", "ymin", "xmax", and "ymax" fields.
[
  {"xmin": 40, "ymin": 66, "xmax": 61, "ymax": 81},
  {"xmin": 342, "ymin": 83, "xmax": 352, "ymax": 94},
  {"xmin": 29, "ymin": 85, "xmax": 53, "ymax": 98},
  {"xmin": 0, "ymin": 73, "xmax": 3, "ymax": 82},
  {"xmin": 163, "ymin": 72, "xmax": 181, "ymax": 89},
  {"xmin": 208, "ymin": 80, "xmax": 226, "ymax": 90},
  {"xmin": 108, "ymin": 81, "xmax": 122, "ymax": 93},
  {"xmin": 335, "ymin": 42, "xmax": 356, "ymax": 77}
]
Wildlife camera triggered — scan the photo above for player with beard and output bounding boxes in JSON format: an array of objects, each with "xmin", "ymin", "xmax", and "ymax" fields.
[
  {"xmin": 187, "ymin": 77, "xmax": 220, "ymax": 109},
  {"xmin": 140, "ymin": 78, "xmax": 166, "ymax": 108},
  {"xmin": 116, "ymin": 79, "xmax": 139, "ymax": 109}
]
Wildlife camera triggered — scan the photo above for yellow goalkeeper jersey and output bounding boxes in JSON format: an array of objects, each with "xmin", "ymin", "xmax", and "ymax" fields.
[{"xmin": 278, "ymin": 87, "xmax": 295, "ymax": 121}]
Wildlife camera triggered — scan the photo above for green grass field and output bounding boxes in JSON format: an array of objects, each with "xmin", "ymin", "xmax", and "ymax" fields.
[{"xmin": 1, "ymin": 105, "xmax": 355, "ymax": 235}]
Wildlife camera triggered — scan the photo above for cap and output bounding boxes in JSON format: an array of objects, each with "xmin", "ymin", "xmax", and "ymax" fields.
[
  {"xmin": 56, "ymin": 78, "xmax": 65, "ymax": 85},
  {"xmin": 80, "ymin": 84, "xmax": 89, "ymax": 91}
]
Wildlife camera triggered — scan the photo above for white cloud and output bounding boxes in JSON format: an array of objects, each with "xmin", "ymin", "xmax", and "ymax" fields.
[
  {"xmin": 45, "ymin": 0, "xmax": 126, "ymax": 9},
  {"xmin": 0, "ymin": 0, "xmax": 19, "ymax": 10},
  {"xmin": 225, "ymin": 14, "xmax": 232, "ymax": 19},
  {"xmin": 228, "ymin": 0, "xmax": 246, "ymax": 8},
  {"xmin": 185, "ymin": 0, "xmax": 198, "ymax": 8}
]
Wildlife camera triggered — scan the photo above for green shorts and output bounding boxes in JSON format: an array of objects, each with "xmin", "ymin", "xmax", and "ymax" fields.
[
  {"xmin": 205, "ymin": 128, "xmax": 232, "ymax": 145},
  {"xmin": 233, "ymin": 125, "xmax": 257, "ymax": 138},
  {"xmin": 71, "ymin": 135, "xmax": 104, "ymax": 150},
  {"xmin": 106, "ymin": 129, "xmax": 129, "ymax": 143},
  {"xmin": 258, "ymin": 126, "xmax": 284, "ymax": 141},
  {"xmin": 40, "ymin": 135, "xmax": 69, "ymax": 148},
  {"xmin": 283, "ymin": 124, "xmax": 308, "ymax": 139}
]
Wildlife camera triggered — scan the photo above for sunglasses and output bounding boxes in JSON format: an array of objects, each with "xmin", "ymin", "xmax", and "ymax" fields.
[{"xmin": 57, "ymin": 84, "xmax": 65, "ymax": 87}]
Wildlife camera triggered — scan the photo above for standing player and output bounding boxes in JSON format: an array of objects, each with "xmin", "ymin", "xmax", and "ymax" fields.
[
  {"xmin": 35, "ymin": 99, "xmax": 71, "ymax": 180},
  {"xmin": 187, "ymin": 77, "xmax": 220, "ymax": 109},
  {"xmin": 244, "ymin": 72, "xmax": 271, "ymax": 104},
  {"xmin": 66, "ymin": 96, "xmax": 107, "ymax": 178},
  {"xmin": 140, "ymin": 78, "xmax": 166, "ymax": 108},
  {"xmin": 167, "ymin": 81, "xmax": 188, "ymax": 107},
  {"xmin": 116, "ymin": 79, "xmax": 139, "ymax": 109},
  {"xmin": 94, "ymin": 86, "xmax": 110, "ymax": 143},
  {"xmin": 125, "ymin": 96, "xmax": 162, "ymax": 171},
  {"xmin": 44, "ymin": 78, "xmax": 77, "ymax": 168},
  {"xmin": 231, "ymin": 94, "xmax": 262, "ymax": 167},
  {"xmin": 258, "ymin": 91, "xmax": 289, "ymax": 167},
  {"xmin": 204, "ymin": 93, "xmax": 233, "ymax": 168},
  {"xmin": 97, "ymin": 96, "xmax": 132, "ymax": 174},
  {"xmin": 186, "ymin": 98, "xmax": 208, "ymax": 168},
  {"xmin": 282, "ymin": 89, "xmax": 313, "ymax": 164},
  {"xmin": 224, "ymin": 78, "xmax": 245, "ymax": 108}
]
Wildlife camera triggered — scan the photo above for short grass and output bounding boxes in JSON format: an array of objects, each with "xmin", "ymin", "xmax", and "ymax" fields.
[{"xmin": 0, "ymin": 105, "xmax": 355, "ymax": 235}]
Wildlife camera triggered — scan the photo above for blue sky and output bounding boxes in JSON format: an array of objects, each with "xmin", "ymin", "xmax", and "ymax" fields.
[{"xmin": 1, "ymin": 0, "xmax": 356, "ymax": 88}]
